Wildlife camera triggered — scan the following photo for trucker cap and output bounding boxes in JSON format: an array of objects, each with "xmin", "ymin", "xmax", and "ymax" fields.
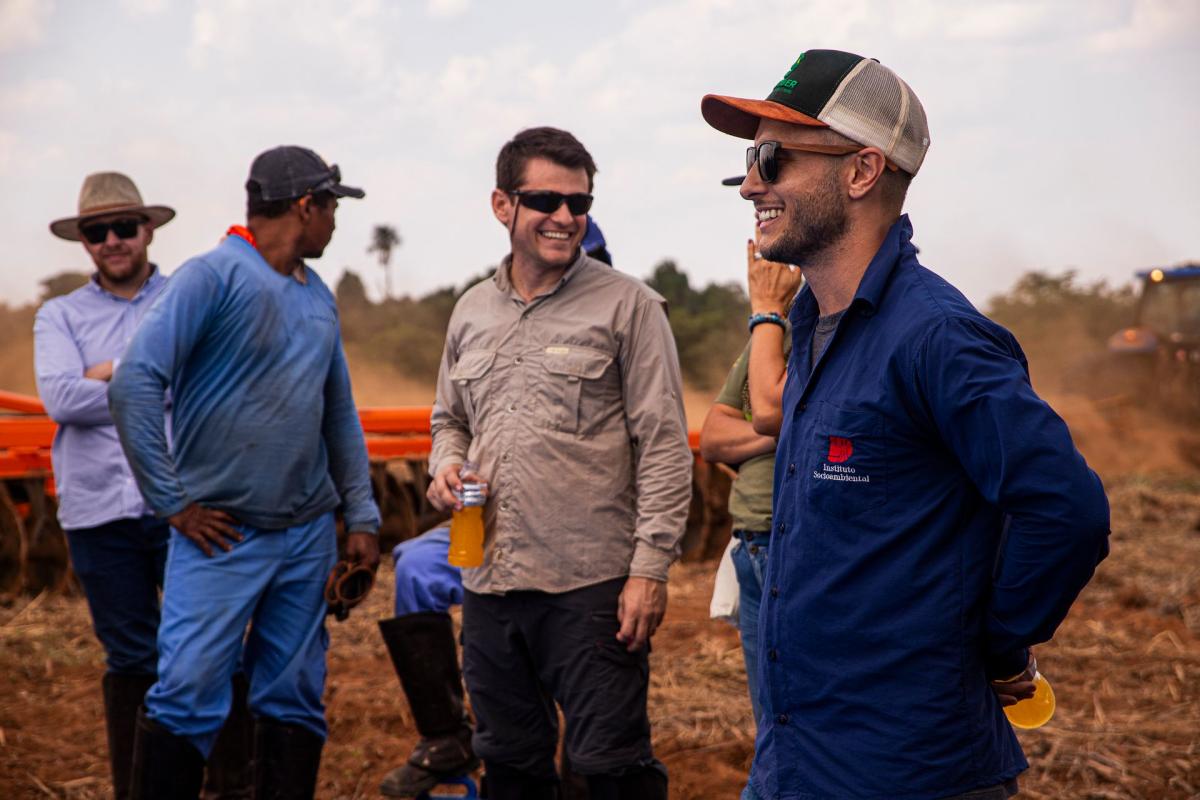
[
  {"xmin": 246, "ymin": 145, "xmax": 365, "ymax": 202},
  {"xmin": 702, "ymin": 49, "xmax": 930, "ymax": 176}
]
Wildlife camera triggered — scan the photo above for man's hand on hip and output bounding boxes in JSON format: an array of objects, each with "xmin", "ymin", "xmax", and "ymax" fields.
[
  {"xmin": 990, "ymin": 652, "xmax": 1038, "ymax": 707},
  {"xmin": 167, "ymin": 503, "xmax": 243, "ymax": 557},
  {"xmin": 617, "ymin": 576, "xmax": 668, "ymax": 652},
  {"xmin": 346, "ymin": 531, "xmax": 380, "ymax": 573}
]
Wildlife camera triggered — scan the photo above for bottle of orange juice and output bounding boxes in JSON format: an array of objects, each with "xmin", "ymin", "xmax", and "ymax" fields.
[
  {"xmin": 448, "ymin": 462, "xmax": 486, "ymax": 568},
  {"xmin": 1002, "ymin": 670, "xmax": 1056, "ymax": 730}
]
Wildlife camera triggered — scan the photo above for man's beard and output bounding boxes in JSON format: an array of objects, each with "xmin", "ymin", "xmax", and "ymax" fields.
[
  {"xmin": 96, "ymin": 249, "xmax": 149, "ymax": 286},
  {"xmin": 760, "ymin": 168, "xmax": 848, "ymax": 267}
]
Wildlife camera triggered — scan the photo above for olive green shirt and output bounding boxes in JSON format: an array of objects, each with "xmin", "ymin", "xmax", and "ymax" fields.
[
  {"xmin": 430, "ymin": 251, "xmax": 693, "ymax": 594},
  {"xmin": 713, "ymin": 324, "xmax": 791, "ymax": 532}
]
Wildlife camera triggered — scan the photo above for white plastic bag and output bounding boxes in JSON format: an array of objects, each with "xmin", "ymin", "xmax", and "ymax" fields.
[{"xmin": 709, "ymin": 536, "xmax": 740, "ymax": 625}]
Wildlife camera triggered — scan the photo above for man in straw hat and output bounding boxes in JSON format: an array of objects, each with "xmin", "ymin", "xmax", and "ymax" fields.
[
  {"xmin": 109, "ymin": 146, "xmax": 379, "ymax": 799},
  {"xmin": 36, "ymin": 172, "xmax": 253, "ymax": 800},
  {"xmin": 701, "ymin": 50, "xmax": 1111, "ymax": 798}
]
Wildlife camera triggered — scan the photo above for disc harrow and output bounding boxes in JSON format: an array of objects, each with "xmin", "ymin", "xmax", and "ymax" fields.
[{"xmin": 0, "ymin": 390, "xmax": 729, "ymax": 597}]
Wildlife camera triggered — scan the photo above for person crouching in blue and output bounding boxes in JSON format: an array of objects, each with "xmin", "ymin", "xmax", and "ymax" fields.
[{"xmin": 109, "ymin": 146, "xmax": 381, "ymax": 800}]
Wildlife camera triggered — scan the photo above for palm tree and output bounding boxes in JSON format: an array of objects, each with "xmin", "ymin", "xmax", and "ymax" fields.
[{"xmin": 367, "ymin": 224, "xmax": 402, "ymax": 300}]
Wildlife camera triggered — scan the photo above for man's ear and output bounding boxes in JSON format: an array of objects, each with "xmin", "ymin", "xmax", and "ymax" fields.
[
  {"xmin": 846, "ymin": 148, "xmax": 887, "ymax": 201},
  {"xmin": 491, "ymin": 188, "xmax": 514, "ymax": 230},
  {"xmin": 295, "ymin": 195, "xmax": 312, "ymax": 222}
]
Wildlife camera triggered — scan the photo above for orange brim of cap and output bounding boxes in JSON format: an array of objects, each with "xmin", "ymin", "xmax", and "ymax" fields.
[{"xmin": 701, "ymin": 94, "xmax": 827, "ymax": 140}]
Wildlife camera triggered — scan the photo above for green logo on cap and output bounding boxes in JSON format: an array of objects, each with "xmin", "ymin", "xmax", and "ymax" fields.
[
  {"xmin": 773, "ymin": 52, "xmax": 805, "ymax": 93},
  {"xmin": 774, "ymin": 78, "xmax": 798, "ymax": 94}
]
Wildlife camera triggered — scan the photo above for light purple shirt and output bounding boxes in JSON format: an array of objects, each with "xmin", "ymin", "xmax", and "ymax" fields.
[{"xmin": 34, "ymin": 268, "xmax": 168, "ymax": 530}]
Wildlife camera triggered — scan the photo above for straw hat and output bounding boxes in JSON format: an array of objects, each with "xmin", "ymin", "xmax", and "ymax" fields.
[{"xmin": 49, "ymin": 172, "xmax": 175, "ymax": 241}]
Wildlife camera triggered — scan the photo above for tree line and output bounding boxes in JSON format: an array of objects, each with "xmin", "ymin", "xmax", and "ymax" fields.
[{"xmin": 0, "ymin": 262, "xmax": 1138, "ymax": 397}]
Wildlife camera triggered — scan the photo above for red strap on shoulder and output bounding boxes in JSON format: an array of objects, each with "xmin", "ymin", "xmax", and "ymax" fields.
[{"xmin": 225, "ymin": 224, "xmax": 257, "ymax": 249}]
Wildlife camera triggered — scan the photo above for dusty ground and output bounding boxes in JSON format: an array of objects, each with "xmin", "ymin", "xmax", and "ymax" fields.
[
  {"xmin": 1, "ymin": 470, "xmax": 1199, "ymax": 799},
  {"xmin": 2, "ymin": 345, "xmax": 1199, "ymax": 799}
]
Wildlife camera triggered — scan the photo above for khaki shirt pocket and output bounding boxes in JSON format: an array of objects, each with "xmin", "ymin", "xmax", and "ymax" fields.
[
  {"xmin": 540, "ymin": 345, "xmax": 614, "ymax": 434},
  {"xmin": 449, "ymin": 349, "xmax": 497, "ymax": 425}
]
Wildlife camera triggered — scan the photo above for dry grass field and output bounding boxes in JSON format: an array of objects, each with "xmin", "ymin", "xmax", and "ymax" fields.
[
  {"xmin": 1, "ymin": 341, "xmax": 1198, "ymax": 799},
  {"xmin": 1, "ymin": 467, "xmax": 1198, "ymax": 799}
]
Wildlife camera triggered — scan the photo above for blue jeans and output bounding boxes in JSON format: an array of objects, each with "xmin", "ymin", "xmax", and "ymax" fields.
[
  {"xmin": 731, "ymin": 530, "xmax": 771, "ymax": 733},
  {"xmin": 66, "ymin": 516, "xmax": 168, "ymax": 675},
  {"xmin": 391, "ymin": 526, "xmax": 463, "ymax": 616},
  {"xmin": 146, "ymin": 513, "xmax": 337, "ymax": 756}
]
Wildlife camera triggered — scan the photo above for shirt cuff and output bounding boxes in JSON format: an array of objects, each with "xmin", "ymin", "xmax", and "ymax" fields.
[
  {"xmin": 628, "ymin": 542, "xmax": 674, "ymax": 583},
  {"xmin": 985, "ymin": 647, "xmax": 1030, "ymax": 681},
  {"xmin": 428, "ymin": 447, "xmax": 468, "ymax": 481},
  {"xmin": 154, "ymin": 496, "xmax": 191, "ymax": 521}
]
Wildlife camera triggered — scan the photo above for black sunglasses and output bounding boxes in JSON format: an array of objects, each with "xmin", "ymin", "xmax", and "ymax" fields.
[
  {"xmin": 80, "ymin": 218, "xmax": 145, "ymax": 245},
  {"xmin": 306, "ymin": 164, "xmax": 342, "ymax": 195},
  {"xmin": 510, "ymin": 190, "xmax": 593, "ymax": 216},
  {"xmin": 745, "ymin": 140, "xmax": 865, "ymax": 183}
]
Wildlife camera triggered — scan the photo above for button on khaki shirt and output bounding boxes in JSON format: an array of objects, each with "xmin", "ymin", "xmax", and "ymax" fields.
[{"xmin": 430, "ymin": 252, "xmax": 692, "ymax": 595}]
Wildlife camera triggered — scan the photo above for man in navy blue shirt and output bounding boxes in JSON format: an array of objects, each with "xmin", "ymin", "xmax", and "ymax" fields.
[{"xmin": 702, "ymin": 50, "xmax": 1110, "ymax": 799}]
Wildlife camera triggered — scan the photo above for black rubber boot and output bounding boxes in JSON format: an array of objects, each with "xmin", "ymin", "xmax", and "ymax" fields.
[
  {"xmin": 585, "ymin": 762, "xmax": 668, "ymax": 800},
  {"xmin": 558, "ymin": 746, "xmax": 590, "ymax": 800},
  {"xmin": 129, "ymin": 708, "xmax": 206, "ymax": 800},
  {"xmin": 202, "ymin": 672, "xmax": 254, "ymax": 799},
  {"xmin": 378, "ymin": 612, "xmax": 479, "ymax": 797},
  {"xmin": 253, "ymin": 717, "xmax": 323, "ymax": 800},
  {"xmin": 102, "ymin": 672, "xmax": 157, "ymax": 800},
  {"xmin": 481, "ymin": 762, "xmax": 560, "ymax": 800}
]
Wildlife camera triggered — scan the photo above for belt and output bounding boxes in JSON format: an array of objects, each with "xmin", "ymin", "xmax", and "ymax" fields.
[{"xmin": 731, "ymin": 528, "xmax": 771, "ymax": 542}]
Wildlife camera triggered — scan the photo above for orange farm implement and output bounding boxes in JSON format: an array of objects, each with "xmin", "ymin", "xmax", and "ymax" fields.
[{"xmin": 0, "ymin": 390, "xmax": 729, "ymax": 596}]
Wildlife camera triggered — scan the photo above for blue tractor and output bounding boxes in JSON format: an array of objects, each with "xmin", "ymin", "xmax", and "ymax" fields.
[{"xmin": 1107, "ymin": 264, "xmax": 1200, "ymax": 413}]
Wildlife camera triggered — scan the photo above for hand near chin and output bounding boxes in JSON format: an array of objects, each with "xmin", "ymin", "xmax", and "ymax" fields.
[{"xmin": 747, "ymin": 238, "xmax": 802, "ymax": 315}]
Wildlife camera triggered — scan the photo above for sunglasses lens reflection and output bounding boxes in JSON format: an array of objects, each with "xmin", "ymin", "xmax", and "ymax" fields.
[{"xmin": 759, "ymin": 143, "xmax": 777, "ymax": 183}]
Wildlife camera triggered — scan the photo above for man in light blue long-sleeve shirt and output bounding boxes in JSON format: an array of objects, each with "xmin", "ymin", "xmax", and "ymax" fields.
[
  {"xmin": 109, "ymin": 146, "xmax": 380, "ymax": 800},
  {"xmin": 37, "ymin": 171, "xmax": 252, "ymax": 800},
  {"xmin": 37, "ymin": 172, "xmax": 175, "ymax": 800}
]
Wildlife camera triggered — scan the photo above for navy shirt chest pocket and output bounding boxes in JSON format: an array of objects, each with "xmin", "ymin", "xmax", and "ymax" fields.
[{"xmin": 805, "ymin": 402, "xmax": 888, "ymax": 518}]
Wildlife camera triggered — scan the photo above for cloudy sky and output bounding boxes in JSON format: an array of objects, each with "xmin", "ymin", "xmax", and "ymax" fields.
[{"xmin": 1, "ymin": 0, "xmax": 1197, "ymax": 309}]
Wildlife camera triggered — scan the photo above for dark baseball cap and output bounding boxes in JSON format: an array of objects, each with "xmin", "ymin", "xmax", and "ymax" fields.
[
  {"xmin": 246, "ymin": 145, "xmax": 365, "ymax": 201},
  {"xmin": 702, "ymin": 49, "xmax": 930, "ymax": 175}
]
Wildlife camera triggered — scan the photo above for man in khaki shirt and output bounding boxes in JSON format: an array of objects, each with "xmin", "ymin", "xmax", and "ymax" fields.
[{"xmin": 428, "ymin": 126, "xmax": 691, "ymax": 799}]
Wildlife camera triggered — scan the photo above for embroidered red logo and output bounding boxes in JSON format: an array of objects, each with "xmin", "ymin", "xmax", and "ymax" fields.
[{"xmin": 827, "ymin": 436, "xmax": 853, "ymax": 463}]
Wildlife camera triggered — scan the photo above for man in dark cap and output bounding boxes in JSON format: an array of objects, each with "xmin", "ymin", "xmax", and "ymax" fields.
[
  {"xmin": 110, "ymin": 146, "xmax": 380, "ymax": 799},
  {"xmin": 702, "ymin": 50, "xmax": 1110, "ymax": 799}
]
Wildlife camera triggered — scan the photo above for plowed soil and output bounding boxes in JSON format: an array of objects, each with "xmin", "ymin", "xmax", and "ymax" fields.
[{"xmin": 2, "ymin": 403, "xmax": 1199, "ymax": 798}]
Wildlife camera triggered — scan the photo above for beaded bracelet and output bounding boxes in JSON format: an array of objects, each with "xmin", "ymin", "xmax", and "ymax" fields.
[{"xmin": 748, "ymin": 312, "xmax": 787, "ymax": 333}]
